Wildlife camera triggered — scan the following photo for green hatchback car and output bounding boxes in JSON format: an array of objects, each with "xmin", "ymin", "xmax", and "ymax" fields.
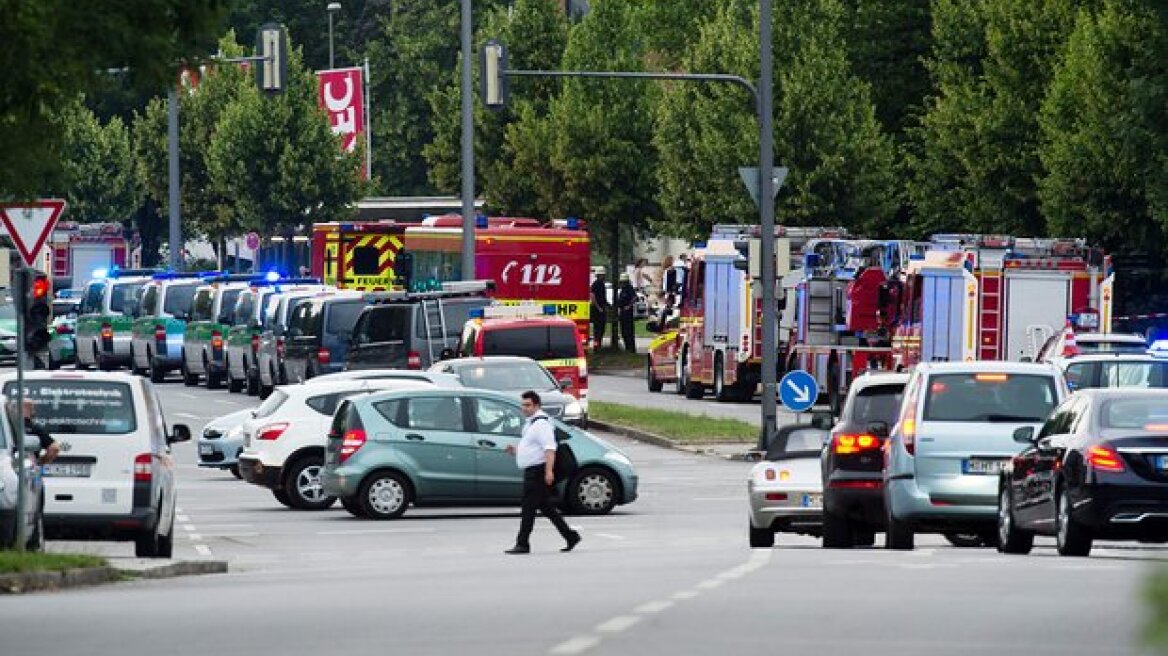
[
  {"xmin": 321, "ymin": 388, "xmax": 639, "ymax": 519},
  {"xmin": 181, "ymin": 276, "xmax": 251, "ymax": 389},
  {"xmin": 74, "ymin": 270, "xmax": 155, "ymax": 371}
]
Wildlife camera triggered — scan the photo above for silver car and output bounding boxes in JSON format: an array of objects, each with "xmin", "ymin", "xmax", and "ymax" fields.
[
  {"xmin": 747, "ymin": 423, "xmax": 827, "ymax": 547},
  {"xmin": 429, "ymin": 356, "xmax": 586, "ymax": 425},
  {"xmin": 0, "ymin": 409, "xmax": 45, "ymax": 550},
  {"xmin": 198, "ymin": 408, "xmax": 253, "ymax": 478}
]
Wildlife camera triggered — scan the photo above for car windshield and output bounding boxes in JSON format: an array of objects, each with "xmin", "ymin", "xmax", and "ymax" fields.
[
  {"xmin": 481, "ymin": 325, "xmax": 578, "ymax": 361},
  {"xmin": 1102, "ymin": 398, "xmax": 1168, "ymax": 429},
  {"xmin": 110, "ymin": 282, "xmax": 146, "ymax": 314},
  {"xmin": 849, "ymin": 383, "xmax": 904, "ymax": 425},
  {"xmin": 163, "ymin": 283, "xmax": 200, "ymax": 316},
  {"xmin": 765, "ymin": 427, "xmax": 827, "ymax": 460},
  {"xmin": 1080, "ymin": 340, "xmax": 1147, "ymax": 354},
  {"xmin": 326, "ymin": 301, "xmax": 365, "ymax": 335},
  {"xmin": 3, "ymin": 380, "xmax": 137, "ymax": 435},
  {"xmin": 454, "ymin": 361, "xmax": 556, "ymax": 391},
  {"xmin": 923, "ymin": 373, "xmax": 1058, "ymax": 422}
]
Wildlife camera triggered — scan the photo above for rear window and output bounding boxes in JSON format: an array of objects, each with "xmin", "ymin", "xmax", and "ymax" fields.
[
  {"xmin": 5, "ymin": 380, "xmax": 137, "ymax": 435},
  {"xmin": 191, "ymin": 289, "xmax": 214, "ymax": 321},
  {"xmin": 80, "ymin": 282, "xmax": 106, "ymax": 314},
  {"xmin": 218, "ymin": 289, "xmax": 243, "ymax": 323},
  {"xmin": 481, "ymin": 325, "xmax": 579, "ymax": 360},
  {"xmin": 306, "ymin": 390, "xmax": 373, "ymax": 416},
  {"xmin": 1099, "ymin": 362, "xmax": 1168, "ymax": 389},
  {"xmin": 1102, "ymin": 399, "xmax": 1168, "ymax": 429},
  {"xmin": 358, "ymin": 306, "xmax": 412, "ymax": 343},
  {"xmin": 1080, "ymin": 340, "xmax": 1148, "ymax": 355},
  {"xmin": 110, "ymin": 282, "xmax": 145, "ymax": 314},
  {"xmin": 848, "ymin": 383, "xmax": 904, "ymax": 426},
  {"xmin": 923, "ymin": 373, "xmax": 1057, "ymax": 422},
  {"xmin": 765, "ymin": 427, "xmax": 827, "ymax": 460},
  {"xmin": 163, "ymin": 283, "xmax": 200, "ymax": 316},
  {"xmin": 454, "ymin": 361, "xmax": 556, "ymax": 391},
  {"xmin": 326, "ymin": 301, "xmax": 365, "ymax": 335}
]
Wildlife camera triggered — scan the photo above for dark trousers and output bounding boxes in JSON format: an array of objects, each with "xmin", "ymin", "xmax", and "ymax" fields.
[
  {"xmin": 516, "ymin": 466, "xmax": 574, "ymax": 548},
  {"xmin": 590, "ymin": 308, "xmax": 607, "ymax": 346},
  {"xmin": 619, "ymin": 310, "xmax": 635, "ymax": 352}
]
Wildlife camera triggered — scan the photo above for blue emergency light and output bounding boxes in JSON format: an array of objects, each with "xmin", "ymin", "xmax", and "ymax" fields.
[
  {"xmin": 475, "ymin": 214, "xmax": 489, "ymax": 229},
  {"xmin": 92, "ymin": 267, "xmax": 109, "ymax": 280},
  {"xmin": 468, "ymin": 308, "xmax": 485, "ymax": 319},
  {"xmin": 1148, "ymin": 341, "xmax": 1168, "ymax": 359},
  {"xmin": 264, "ymin": 270, "xmax": 282, "ymax": 283},
  {"xmin": 566, "ymin": 217, "xmax": 580, "ymax": 230},
  {"xmin": 543, "ymin": 305, "xmax": 557, "ymax": 316}
]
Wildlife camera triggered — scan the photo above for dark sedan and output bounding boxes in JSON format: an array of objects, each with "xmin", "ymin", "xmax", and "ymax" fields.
[
  {"xmin": 998, "ymin": 388, "xmax": 1168, "ymax": 557},
  {"xmin": 820, "ymin": 371, "xmax": 908, "ymax": 548}
]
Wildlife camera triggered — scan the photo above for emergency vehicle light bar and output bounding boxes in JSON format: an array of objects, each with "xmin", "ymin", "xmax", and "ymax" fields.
[
  {"xmin": 101, "ymin": 267, "xmax": 161, "ymax": 279},
  {"xmin": 471, "ymin": 303, "xmax": 558, "ymax": 320},
  {"xmin": 152, "ymin": 271, "xmax": 207, "ymax": 280}
]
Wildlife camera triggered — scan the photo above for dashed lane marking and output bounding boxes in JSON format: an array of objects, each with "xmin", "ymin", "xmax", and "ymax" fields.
[
  {"xmin": 548, "ymin": 636, "xmax": 601, "ymax": 655},
  {"xmin": 595, "ymin": 616, "xmax": 641, "ymax": 633}
]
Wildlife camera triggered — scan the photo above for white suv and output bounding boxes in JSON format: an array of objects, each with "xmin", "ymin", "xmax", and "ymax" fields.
[
  {"xmin": 1, "ymin": 372, "xmax": 191, "ymax": 558},
  {"xmin": 237, "ymin": 380, "xmax": 432, "ymax": 509}
]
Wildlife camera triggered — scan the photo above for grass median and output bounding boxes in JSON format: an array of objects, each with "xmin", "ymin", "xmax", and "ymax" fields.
[
  {"xmin": 0, "ymin": 551, "xmax": 106, "ymax": 574},
  {"xmin": 590, "ymin": 347, "xmax": 644, "ymax": 372},
  {"xmin": 590, "ymin": 400, "xmax": 757, "ymax": 443}
]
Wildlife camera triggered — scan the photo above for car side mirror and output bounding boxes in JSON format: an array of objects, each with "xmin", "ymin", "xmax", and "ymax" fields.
[
  {"xmin": 169, "ymin": 424, "xmax": 192, "ymax": 444},
  {"xmin": 866, "ymin": 421, "xmax": 890, "ymax": 438},
  {"xmin": 559, "ymin": 378, "xmax": 573, "ymax": 390},
  {"xmin": 439, "ymin": 348, "xmax": 454, "ymax": 361},
  {"xmin": 810, "ymin": 411, "xmax": 834, "ymax": 431},
  {"xmin": 1013, "ymin": 426, "xmax": 1035, "ymax": 444}
]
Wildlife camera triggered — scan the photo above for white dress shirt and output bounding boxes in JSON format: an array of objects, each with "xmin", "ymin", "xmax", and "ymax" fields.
[{"xmin": 516, "ymin": 411, "xmax": 556, "ymax": 469}]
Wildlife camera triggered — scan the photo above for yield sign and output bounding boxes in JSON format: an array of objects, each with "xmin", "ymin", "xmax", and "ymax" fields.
[{"xmin": 0, "ymin": 199, "xmax": 66, "ymax": 267}]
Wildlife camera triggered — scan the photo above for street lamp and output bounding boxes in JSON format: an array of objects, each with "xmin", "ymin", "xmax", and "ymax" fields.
[{"xmin": 327, "ymin": 2, "xmax": 341, "ymax": 69}]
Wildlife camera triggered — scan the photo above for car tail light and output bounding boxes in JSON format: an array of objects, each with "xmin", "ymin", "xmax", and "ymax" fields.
[
  {"xmin": 407, "ymin": 351, "xmax": 422, "ymax": 369},
  {"xmin": 833, "ymin": 433, "xmax": 879, "ymax": 455},
  {"xmin": 211, "ymin": 330, "xmax": 223, "ymax": 350},
  {"xmin": 133, "ymin": 454, "xmax": 152, "ymax": 481},
  {"xmin": 317, "ymin": 348, "xmax": 331, "ymax": 365},
  {"xmin": 251, "ymin": 334, "xmax": 261, "ymax": 353},
  {"xmin": 902, "ymin": 418, "xmax": 916, "ymax": 455},
  {"xmin": 276, "ymin": 336, "xmax": 285, "ymax": 359},
  {"xmin": 154, "ymin": 324, "xmax": 166, "ymax": 342},
  {"xmin": 1087, "ymin": 445, "xmax": 1125, "ymax": 473},
  {"xmin": 764, "ymin": 492, "xmax": 787, "ymax": 501},
  {"xmin": 829, "ymin": 480, "xmax": 883, "ymax": 490},
  {"xmin": 101, "ymin": 323, "xmax": 113, "ymax": 340},
  {"xmin": 764, "ymin": 468, "xmax": 776, "ymax": 481},
  {"xmin": 339, "ymin": 429, "xmax": 367, "ymax": 463},
  {"xmin": 55, "ymin": 324, "xmax": 73, "ymax": 335},
  {"xmin": 256, "ymin": 423, "xmax": 289, "ymax": 441}
]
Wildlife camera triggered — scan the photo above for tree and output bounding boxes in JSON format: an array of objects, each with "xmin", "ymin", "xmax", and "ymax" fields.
[
  {"xmin": 54, "ymin": 100, "xmax": 142, "ymax": 224},
  {"xmin": 0, "ymin": 0, "xmax": 228, "ymax": 198}
]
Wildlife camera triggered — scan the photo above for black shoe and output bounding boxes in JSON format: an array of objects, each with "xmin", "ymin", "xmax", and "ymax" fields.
[
  {"xmin": 505, "ymin": 545, "xmax": 530, "ymax": 555},
  {"xmin": 561, "ymin": 532, "xmax": 581, "ymax": 553}
]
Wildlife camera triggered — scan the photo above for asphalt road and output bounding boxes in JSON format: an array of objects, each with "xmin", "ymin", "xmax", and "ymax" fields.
[{"xmin": 0, "ymin": 375, "xmax": 1164, "ymax": 655}]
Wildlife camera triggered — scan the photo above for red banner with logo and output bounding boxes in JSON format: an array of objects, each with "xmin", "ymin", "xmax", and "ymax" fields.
[{"xmin": 317, "ymin": 67, "xmax": 365, "ymax": 156}]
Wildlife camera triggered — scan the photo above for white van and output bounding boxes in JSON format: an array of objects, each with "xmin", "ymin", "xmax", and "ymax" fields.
[{"xmin": 1, "ymin": 372, "xmax": 192, "ymax": 557}]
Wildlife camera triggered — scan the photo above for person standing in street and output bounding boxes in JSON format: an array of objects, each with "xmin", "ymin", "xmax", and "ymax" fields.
[
  {"xmin": 617, "ymin": 273, "xmax": 637, "ymax": 353},
  {"xmin": 589, "ymin": 270, "xmax": 609, "ymax": 349},
  {"xmin": 504, "ymin": 391, "xmax": 581, "ymax": 555}
]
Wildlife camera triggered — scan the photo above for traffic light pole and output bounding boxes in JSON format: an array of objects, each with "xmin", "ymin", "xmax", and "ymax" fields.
[{"xmin": 12, "ymin": 268, "xmax": 29, "ymax": 551}]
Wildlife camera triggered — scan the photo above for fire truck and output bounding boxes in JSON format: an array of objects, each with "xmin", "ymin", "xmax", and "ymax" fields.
[
  {"xmin": 889, "ymin": 234, "xmax": 1114, "ymax": 368},
  {"xmin": 665, "ymin": 225, "xmax": 851, "ymax": 402},
  {"xmin": 43, "ymin": 222, "xmax": 129, "ymax": 292},
  {"xmin": 310, "ymin": 214, "xmax": 592, "ymax": 338}
]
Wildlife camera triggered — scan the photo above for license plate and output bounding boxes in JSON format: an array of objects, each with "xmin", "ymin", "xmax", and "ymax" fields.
[
  {"xmin": 42, "ymin": 463, "xmax": 91, "ymax": 477},
  {"xmin": 1155, "ymin": 455, "xmax": 1168, "ymax": 472},
  {"xmin": 199, "ymin": 443, "xmax": 215, "ymax": 456},
  {"xmin": 963, "ymin": 458, "xmax": 1006, "ymax": 475},
  {"xmin": 801, "ymin": 493, "xmax": 822, "ymax": 508}
]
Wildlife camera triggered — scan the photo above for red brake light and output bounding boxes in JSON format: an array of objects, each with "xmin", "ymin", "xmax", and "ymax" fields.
[
  {"xmin": 339, "ymin": 429, "xmax": 367, "ymax": 463},
  {"xmin": 1087, "ymin": 445, "xmax": 1125, "ymax": 473},
  {"xmin": 55, "ymin": 324, "xmax": 72, "ymax": 335},
  {"xmin": 101, "ymin": 323, "xmax": 113, "ymax": 339},
  {"xmin": 256, "ymin": 423, "xmax": 289, "ymax": 441},
  {"xmin": 317, "ymin": 348, "xmax": 331, "ymax": 365},
  {"xmin": 833, "ymin": 433, "xmax": 880, "ymax": 455},
  {"xmin": 251, "ymin": 334, "xmax": 261, "ymax": 353},
  {"xmin": 407, "ymin": 351, "xmax": 422, "ymax": 370},
  {"xmin": 829, "ymin": 480, "xmax": 883, "ymax": 490},
  {"xmin": 764, "ymin": 492, "xmax": 788, "ymax": 501},
  {"xmin": 154, "ymin": 324, "xmax": 166, "ymax": 341},
  {"xmin": 211, "ymin": 330, "xmax": 223, "ymax": 350},
  {"xmin": 276, "ymin": 336, "xmax": 285, "ymax": 358},
  {"xmin": 133, "ymin": 454, "xmax": 152, "ymax": 481}
]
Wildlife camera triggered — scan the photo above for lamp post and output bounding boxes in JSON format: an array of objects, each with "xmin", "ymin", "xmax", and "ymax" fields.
[{"xmin": 327, "ymin": 2, "xmax": 341, "ymax": 69}]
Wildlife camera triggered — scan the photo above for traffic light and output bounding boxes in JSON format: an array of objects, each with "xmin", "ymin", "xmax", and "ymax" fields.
[
  {"xmin": 20, "ymin": 270, "xmax": 51, "ymax": 352},
  {"xmin": 479, "ymin": 40, "xmax": 508, "ymax": 109}
]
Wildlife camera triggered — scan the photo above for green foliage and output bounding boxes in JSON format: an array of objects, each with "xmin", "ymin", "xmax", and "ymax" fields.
[
  {"xmin": 0, "ymin": 0, "xmax": 228, "ymax": 198},
  {"xmin": 1038, "ymin": 0, "xmax": 1168, "ymax": 257},
  {"xmin": 1147, "ymin": 568, "xmax": 1168, "ymax": 654},
  {"xmin": 55, "ymin": 101, "xmax": 142, "ymax": 224}
]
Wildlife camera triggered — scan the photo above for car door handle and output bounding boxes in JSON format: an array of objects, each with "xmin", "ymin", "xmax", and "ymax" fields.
[
  {"xmin": 405, "ymin": 434, "xmax": 426, "ymax": 441},
  {"xmin": 478, "ymin": 439, "xmax": 497, "ymax": 448}
]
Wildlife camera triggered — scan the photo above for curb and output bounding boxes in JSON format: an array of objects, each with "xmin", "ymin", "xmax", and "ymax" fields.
[
  {"xmin": 593, "ymin": 368, "xmax": 644, "ymax": 380},
  {"xmin": 587, "ymin": 419, "xmax": 761, "ymax": 461},
  {"xmin": 0, "ymin": 560, "xmax": 228, "ymax": 595}
]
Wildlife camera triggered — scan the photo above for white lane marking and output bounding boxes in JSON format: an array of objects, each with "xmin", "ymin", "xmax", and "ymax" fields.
[
  {"xmin": 174, "ymin": 412, "xmax": 200, "ymax": 419},
  {"xmin": 315, "ymin": 527, "xmax": 438, "ymax": 536},
  {"xmin": 194, "ymin": 544, "xmax": 212, "ymax": 557},
  {"xmin": 177, "ymin": 393, "xmax": 198, "ymax": 400},
  {"xmin": 595, "ymin": 615, "xmax": 641, "ymax": 633},
  {"xmin": 215, "ymin": 399, "xmax": 238, "ymax": 405},
  {"xmin": 176, "ymin": 514, "xmax": 190, "ymax": 523},
  {"xmin": 696, "ymin": 579, "xmax": 724, "ymax": 590},
  {"xmin": 548, "ymin": 636, "xmax": 601, "ymax": 655},
  {"xmin": 595, "ymin": 533, "xmax": 626, "ymax": 541},
  {"xmin": 188, "ymin": 533, "xmax": 202, "ymax": 541},
  {"xmin": 671, "ymin": 590, "xmax": 699, "ymax": 601},
  {"xmin": 183, "ymin": 524, "xmax": 197, "ymax": 532},
  {"xmin": 633, "ymin": 600, "xmax": 674, "ymax": 614}
]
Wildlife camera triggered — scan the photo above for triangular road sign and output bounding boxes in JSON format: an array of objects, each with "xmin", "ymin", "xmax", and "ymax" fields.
[
  {"xmin": 0, "ymin": 200, "xmax": 66, "ymax": 267},
  {"xmin": 738, "ymin": 166, "xmax": 789, "ymax": 209}
]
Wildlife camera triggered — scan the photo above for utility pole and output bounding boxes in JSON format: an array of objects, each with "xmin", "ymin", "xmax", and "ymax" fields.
[
  {"xmin": 459, "ymin": 0, "xmax": 476, "ymax": 281},
  {"xmin": 758, "ymin": 0, "xmax": 778, "ymax": 449}
]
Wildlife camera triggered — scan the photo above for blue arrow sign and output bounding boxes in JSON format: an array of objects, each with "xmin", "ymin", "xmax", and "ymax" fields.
[{"xmin": 779, "ymin": 370, "xmax": 818, "ymax": 412}]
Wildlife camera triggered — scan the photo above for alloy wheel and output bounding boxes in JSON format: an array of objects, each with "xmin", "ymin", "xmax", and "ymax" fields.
[{"xmin": 368, "ymin": 478, "xmax": 406, "ymax": 516}]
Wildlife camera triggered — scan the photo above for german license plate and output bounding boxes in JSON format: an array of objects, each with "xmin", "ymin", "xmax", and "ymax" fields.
[
  {"xmin": 42, "ymin": 463, "xmax": 91, "ymax": 477},
  {"xmin": 1155, "ymin": 455, "xmax": 1168, "ymax": 472},
  {"xmin": 199, "ymin": 443, "xmax": 215, "ymax": 456},
  {"xmin": 801, "ymin": 493, "xmax": 822, "ymax": 508},
  {"xmin": 963, "ymin": 458, "xmax": 1006, "ymax": 475}
]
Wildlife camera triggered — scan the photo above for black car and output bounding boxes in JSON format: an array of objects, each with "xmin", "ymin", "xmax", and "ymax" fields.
[
  {"xmin": 347, "ymin": 295, "xmax": 490, "ymax": 371},
  {"xmin": 999, "ymin": 388, "xmax": 1168, "ymax": 557},
  {"xmin": 283, "ymin": 293, "xmax": 368, "ymax": 382},
  {"xmin": 820, "ymin": 371, "xmax": 909, "ymax": 548}
]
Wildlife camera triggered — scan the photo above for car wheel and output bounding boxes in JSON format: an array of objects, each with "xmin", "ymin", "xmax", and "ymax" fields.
[
  {"xmin": 226, "ymin": 359, "xmax": 244, "ymax": 394},
  {"xmin": 149, "ymin": 349, "xmax": 166, "ymax": 383},
  {"xmin": 156, "ymin": 513, "xmax": 174, "ymax": 559},
  {"xmin": 943, "ymin": 532, "xmax": 986, "ymax": 548},
  {"xmin": 359, "ymin": 471, "xmax": 411, "ymax": 519},
  {"xmin": 181, "ymin": 357, "xmax": 199, "ymax": 386},
  {"xmin": 647, "ymin": 356, "xmax": 663, "ymax": 393},
  {"xmin": 341, "ymin": 496, "xmax": 367, "ymax": 518},
  {"xmin": 46, "ymin": 352, "xmax": 60, "ymax": 371},
  {"xmin": 853, "ymin": 528, "xmax": 876, "ymax": 547},
  {"xmin": 246, "ymin": 367, "xmax": 260, "ymax": 396},
  {"xmin": 749, "ymin": 522, "xmax": 775, "ymax": 548},
  {"xmin": 134, "ymin": 521, "xmax": 161, "ymax": 558},
  {"xmin": 96, "ymin": 344, "xmax": 114, "ymax": 371},
  {"xmin": 682, "ymin": 350, "xmax": 703, "ymax": 399},
  {"xmin": 1056, "ymin": 487, "xmax": 1093, "ymax": 557},
  {"xmin": 283, "ymin": 457, "xmax": 337, "ymax": 510},
  {"xmin": 714, "ymin": 354, "xmax": 731, "ymax": 402},
  {"xmin": 568, "ymin": 468, "xmax": 618, "ymax": 515},
  {"xmin": 204, "ymin": 355, "xmax": 222, "ymax": 390},
  {"xmin": 885, "ymin": 507, "xmax": 914, "ymax": 550},
  {"xmin": 997, "ymin": 487, "xmax": 1034, "ymax": 555},
  {"xmin": 821, "ymin": 508, "xmax": 852, "ymax": 549},
  {"xmin": 129, "ymin": 347, "xmax": 144, "ymax": 376},
  {"xmin": 230, "ymin": 464, "xmax": 242, "ymax": 480},
  {"xmin": 272, "ymin": 489, "xmax": 294, "ymax": 508}
]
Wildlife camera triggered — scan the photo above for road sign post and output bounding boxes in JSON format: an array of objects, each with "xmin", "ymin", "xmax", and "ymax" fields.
[{"xmin": 11, "ymin": 269, "xmax": 29, "ymax": 550}]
